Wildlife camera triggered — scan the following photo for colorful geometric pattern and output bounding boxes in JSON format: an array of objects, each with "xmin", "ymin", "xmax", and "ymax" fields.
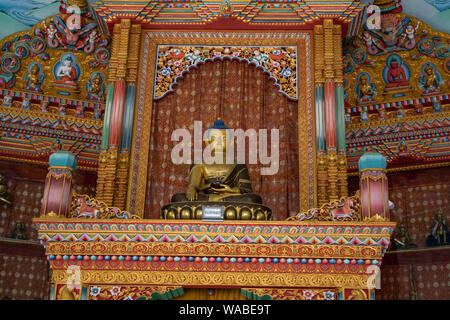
[
  {"xmin": 34, "ymin": 217, "xmax": 395, "ymax": 297},
  {"xmin": 0, "ymin": 108, "xmax": 102, "ymax": 171},
  {"xmin": 346, "ymin": 115, "xmax": 450, "ymax": 171},
  {"xmin": 91, "ymin": 0, "xmax": 365, "ymax": 26}
]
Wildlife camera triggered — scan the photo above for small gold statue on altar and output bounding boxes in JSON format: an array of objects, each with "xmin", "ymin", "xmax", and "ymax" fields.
[{"xmin": 162, "ymin": 119, "xmax": 271, "ymax": 220}]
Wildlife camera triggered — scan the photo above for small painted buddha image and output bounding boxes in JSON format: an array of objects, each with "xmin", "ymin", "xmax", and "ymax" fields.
[
  {"xmin": 419, "ymin": 63, "xmax": 443, "ymax": 95},
  {"xmin": 360, "ymin": 110, "xmax": 369, "ymax": 123},
  {"xmin": 170, "ymin": 119, "xmax": 262, "ymax": 204},
  {"xmin": 86, "ymin": 72, "xmax": 105, "ymax": 102},
  {"xmin": 355, "ymin": 73, "xmax": 376, "ymax": 104},
  {"xmin": 53, "ymin": 53, "xmax": 80, "ymax": 93},
  {"xmin": 378, "ymin": 107, "xmax": 388, "ymax": 120},
  {"xmin": 398, "ymin": 139, "xmax": 408, "ymax": 155},
  {"xmin": 383, "ymin": 54, "xmax": 411, "ymax": 92},
  {"xmin": 221, "ymin": 0, "xmax": 232, "ymax": 17},
  {"xmin": 24, "ymin": 63, "xmax": 45, "ymax": 93}
]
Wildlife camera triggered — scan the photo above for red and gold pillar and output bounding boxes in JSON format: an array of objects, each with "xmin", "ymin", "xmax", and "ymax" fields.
[
  {"xmin": 359, "ymin": 152, "xmax": 390, "ymax": 221},
  {"xmin": 323, "ymin": 19, "xmax": 338, "ymax": 202},
  {"xmin": 41, "ymin": 151, "xmax": 76, "ymax": 217},
  {"xmin": 96, "ymin": 20, "xmax": 141, "ymax": 210},
  {"xmin": 314, "ymin": 19, "xmax": 348, "ymax": 205}
]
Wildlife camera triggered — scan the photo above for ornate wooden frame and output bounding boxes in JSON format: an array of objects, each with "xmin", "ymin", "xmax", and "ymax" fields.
[{"xmin": 127, "ymin": 30, "xmax": 316, "ymax": 217}]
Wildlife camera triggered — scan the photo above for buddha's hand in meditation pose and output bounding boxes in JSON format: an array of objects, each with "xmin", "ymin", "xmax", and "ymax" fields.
[
  {"xmin": 186, "ymin": 185, "xmax": 197, "ymax": 201},
  {"xmin": 209, "ymin": 183, "xmax": 239, "ymax": 194}
]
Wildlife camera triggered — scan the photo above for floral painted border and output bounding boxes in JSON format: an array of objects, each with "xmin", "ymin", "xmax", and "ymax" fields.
[{"xmin": 154, "ymin": 45, "xmax": 298, "ymax": 100}]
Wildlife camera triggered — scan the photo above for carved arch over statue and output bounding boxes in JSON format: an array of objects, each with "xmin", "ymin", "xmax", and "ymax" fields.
[{"xmin": 154, "ymin": 45, "xmax": 298, "ymax": 101}]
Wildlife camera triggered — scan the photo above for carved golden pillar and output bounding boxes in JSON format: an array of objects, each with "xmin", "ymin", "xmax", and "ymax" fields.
[
  {"xmin": 114, "ymin": 24, "xmax": 142, "ymax": 210},
  {"xmin": 314, "ymin": 25, "xmax": 328, "ymax": 206},
  {"xmin": 96, "ymin": 23, "xmax": 120, "ymax": 202},
  {"xmin": 97, "ymin": 20, "xmax": 132, "ymax": 206},
  {"xmin": 333, "ymin": 24, "xmax": 348, "ymax": 199},
  {"xmin": 323, "ymin": 19, "xmax": 338, "ymax": 202}
]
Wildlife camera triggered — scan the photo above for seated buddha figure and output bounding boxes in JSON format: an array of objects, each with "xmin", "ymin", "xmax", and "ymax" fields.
[
  {"xmin": 420, "ymin": 64, "xmax": 442, "ymax": 94},
  {"xmin": 171, "ymin": 120, "xmax": 262, "ymax": 204},
  {"xmin": 86, "ymin": 73, "xmax": 105, "ymax": 101},
  {"xmin": 385, "ymin": 59, "xmax": 410, "ymax": 89},
  {"xmin": 53, "ymin": 55, "xmax": 79, "ymax": 92},
  {"xmin": 356, "ymin": 74, "xmax": 375, "ymax": 104},
  {"xmin": 24, "ymin": 64, "xmax": 45, "ymax": 93}
]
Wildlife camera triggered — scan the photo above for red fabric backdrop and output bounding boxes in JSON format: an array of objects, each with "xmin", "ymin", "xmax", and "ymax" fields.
[
  {"xmin": 145, "ymin": 59, "xmax": 299, "ymax": 220},
  {"xmin": 376, "ymin": 167, "xmax": 450, "ymax": 300}
]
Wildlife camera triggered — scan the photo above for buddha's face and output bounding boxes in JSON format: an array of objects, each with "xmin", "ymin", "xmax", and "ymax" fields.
[
  {"xmin": 93, "ymin": 75, "xmax": 102, "ymax": 85},
  {"xmin": 425, "ymin": 66, "xmax": 433, "ymax": 75},
  {"xmin": 63, "ymin": 59, "xmax": 72, "ymax": 67},
  {"xmin": 360, "ymin": 76, "xmax": 368, "ymax": 85},
  {"xmin": 31, "ymin": 65, "xmax": 39, "ymax": 75},
  {"xmin": 390, "ymin": 61, "xmax": 399, "ymax": 68},
  {"xmin": 206, "ymin": 129, "xmax": 227, "ymax": 155}
]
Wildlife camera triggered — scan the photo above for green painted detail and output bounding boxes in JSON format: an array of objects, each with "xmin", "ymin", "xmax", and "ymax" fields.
[
  {"xmin": 135, "ymin": 287, "xmax": 185, "ymax": 300},
  {"xmin": 49, "ymin": 151, "xmax": 77, "ymax": 171},
  {"xmin": 240, "ymin": 288, "xmax": 272, "ymax": 300},
  {"xmin": 358, "ymin": 152, "xmax": 387, "ymax": 171}
]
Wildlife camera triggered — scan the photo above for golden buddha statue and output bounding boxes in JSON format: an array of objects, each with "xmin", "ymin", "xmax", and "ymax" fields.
[{"xmin": 171, "ymin": 120, "xmax": 262, "ymax": 204}]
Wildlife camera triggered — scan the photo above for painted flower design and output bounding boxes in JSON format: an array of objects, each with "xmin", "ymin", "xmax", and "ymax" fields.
[
  {"xmin": 232, "ymin": 52, "xmax": 240, "ymax": 57},
  {"xmin": 280, "ymin": 67, "xmax": 293, "ymax": 78},
  {"xmin": 160, "ymin": 67, "xmax": 173, "ymax": 77},
  {"xmin": 251, "ymin": 53, "xmax": 269, "ymax": 66},
  {"xmin": 271, "ymin": 61, "xmax": 280, "ymax": 69},
  {"xmin": 124, "ymin": 295, "xmax": 134, "ymax": 300},
  {"xmin": 324, "ymin": 291, "xmax": 335, "ymax": 300},
  {"xmin": 174, "ymin": 60, "xmax": 182, "ymax": 67},
  {"xmin": 214, "ymin": 51, "xmax": 222, "ymax": 57},
  {"xmin": 185, "ymin": 53, "xmax": 203, "ymax": 64},
  {"xmin": 109, "ymin": 286, "xmax": 121, "ymax": 296},
  {"xmin": 303, "ymin": 290, "xmax": 315, "ymax": 300},
  {"xmin": 90, "ymin": 286, "xmax": 101, "ymax": 297}
]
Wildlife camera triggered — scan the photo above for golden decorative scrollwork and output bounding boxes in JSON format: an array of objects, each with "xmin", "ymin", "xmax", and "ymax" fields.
[{"xmin": 51, "ymin": 270, "xmax": 371, "ymax": 289}]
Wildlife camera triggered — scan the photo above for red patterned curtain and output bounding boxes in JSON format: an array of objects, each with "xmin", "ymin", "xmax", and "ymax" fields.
[{"xmin": 145, "ymin": 59, "xmax": 298, "ymax": 220}]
